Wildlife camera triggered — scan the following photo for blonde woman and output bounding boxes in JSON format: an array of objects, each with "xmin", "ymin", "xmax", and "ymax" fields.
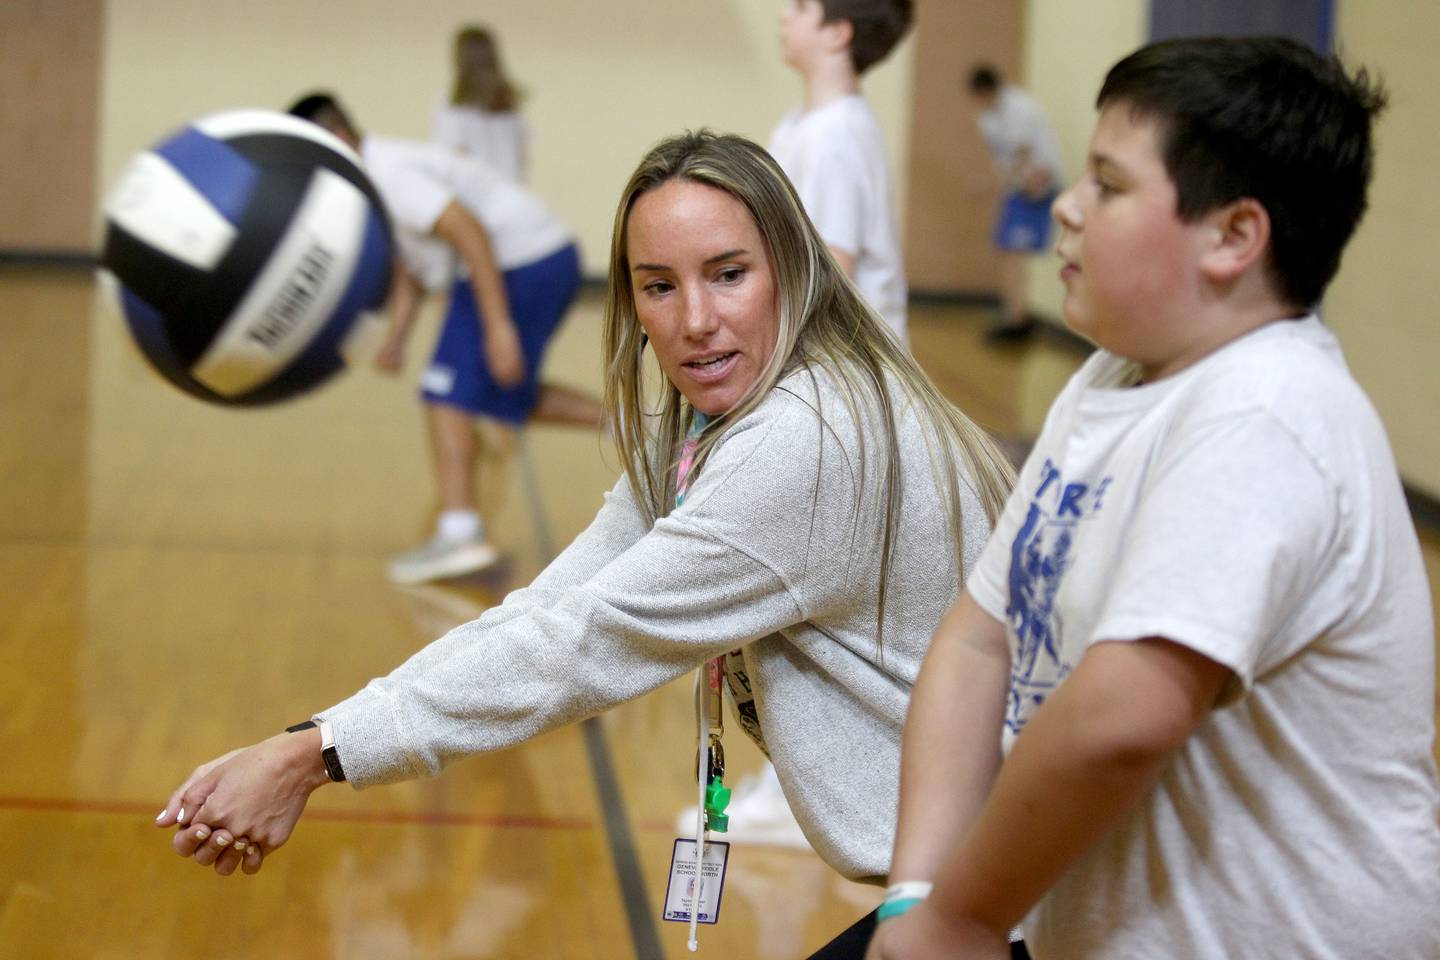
[
  {"xmin": 156, "ymin": 131, "xmax": 1014, "ymax": 957},
  {"xmin": 433, "ymin": 25, "xmax": 528, "ymax": 182}
]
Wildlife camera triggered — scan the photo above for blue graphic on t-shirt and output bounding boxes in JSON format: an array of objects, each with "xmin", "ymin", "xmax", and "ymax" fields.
[{"xmin": 1005, "ymin": 459, "xmax": 1111, "ymax": 734}]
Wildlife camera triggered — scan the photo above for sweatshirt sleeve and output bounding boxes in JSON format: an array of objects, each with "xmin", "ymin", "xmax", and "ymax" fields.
[{"xmin": 320, "ymin": 414, "xmax": 818, "ymax": 788}]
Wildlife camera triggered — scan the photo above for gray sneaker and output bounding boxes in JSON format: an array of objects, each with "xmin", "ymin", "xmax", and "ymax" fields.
[{"xmin": 387, "ymin": 535, "xmax": 500, "ymax": 584}]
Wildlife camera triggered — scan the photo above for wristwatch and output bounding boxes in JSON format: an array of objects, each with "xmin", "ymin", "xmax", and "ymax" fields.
[{"xmin": 285, "ymin": 718, "xmax": 347, "ymax": 782}]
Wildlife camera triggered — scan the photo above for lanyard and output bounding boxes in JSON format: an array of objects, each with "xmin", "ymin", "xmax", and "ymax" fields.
[
  {"xmin": 676, "ymin": 412, "xmax": 731, "ymax": 950},
  {"xmin": 675, "ymin": 412, "xmax": 727, "ymax": 783}
]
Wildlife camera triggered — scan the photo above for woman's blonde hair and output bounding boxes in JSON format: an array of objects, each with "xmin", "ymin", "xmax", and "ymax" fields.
[
  {"xmin": 450, "ymin": 26, "xmax": 520, "ymax": 113},
  {"xmin": 603, "ymin": 131, "xmax": 1014, "ymax": 639}
]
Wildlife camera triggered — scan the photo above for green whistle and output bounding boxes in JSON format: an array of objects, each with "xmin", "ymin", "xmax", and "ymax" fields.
[{"xmin": 704, "ymin": 779, "xmax": 732, "ymax": 833}]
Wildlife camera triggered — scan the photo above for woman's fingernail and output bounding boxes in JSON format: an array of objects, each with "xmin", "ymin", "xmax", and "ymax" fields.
[
  {"xmin": 195, "ymin": 827, "xmax": 210, "ymax": 841},
  {"xmin": 177, "ymin": 807, "xmax": 186, "ymax": 822},
  {"xmin": 156, "ymin": 809, "xmax": 168, "ymax": 823},
  {"xmin": 214, "ymin": 835, "xmax": 230, "ymax": 846},
  {"xmin": 233, "ymin": 841, "xmax": 247, "ymax": 852}
]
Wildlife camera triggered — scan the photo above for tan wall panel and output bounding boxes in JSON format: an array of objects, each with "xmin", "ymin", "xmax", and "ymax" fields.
[
  {"xmin": 905, "ymin": 0, "xmax": 1148, "ymax": 301},
  {"xmin": 0, "ymin": 0, "xmax": 103, "ymax": 251},
  {"xmin": 1326, "ymin": 1, "xmax": 1440, "ymax": 498},
  {"xmin": 903, "ymin": 0, "xmax": 1022, "ymax": 294}
]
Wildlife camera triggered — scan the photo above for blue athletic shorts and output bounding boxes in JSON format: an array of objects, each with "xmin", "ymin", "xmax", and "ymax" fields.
[
  {"xmin": 993, "ymin": 190, "xmax": 1057, "ymax": 252},
  {"xmin": 420, "ymin": 242, "xmax": 581, "ymax": 424}
]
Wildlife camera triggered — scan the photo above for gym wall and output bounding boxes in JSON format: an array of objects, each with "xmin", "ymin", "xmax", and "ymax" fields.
[
  {"xmin": 1019, "ymin": 0, "xmax": 1440, "ymax": 500},
  {"xmin": 92, "ymin": 0, "xmax": 913, "ymax": 283},
  {"xmin": 5, "ymin": 0, "xmax": 1438, "ymax": 500},
  {"xmin": 1324, "ymin": 0, "xmax": 1440, "ymax": 501}
]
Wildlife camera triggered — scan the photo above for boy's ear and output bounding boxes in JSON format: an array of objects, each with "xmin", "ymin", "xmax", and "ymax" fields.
[
  {"xmin": 1199, "ymin": 198, "xmax": 1270, "ymax": 283},
  {"xmin": 821, "ymin": 16, "xmax": 854, "ymax": 56}
]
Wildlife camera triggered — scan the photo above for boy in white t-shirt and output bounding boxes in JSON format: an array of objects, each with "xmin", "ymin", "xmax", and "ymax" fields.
[
  {"xmin": 869, "ymin": 37, "xmax": 1440, "ymax": 960},
  {"xmin": 289, "ymin": 94, "xmax": 602, "ymax": 585},
  {"xmin": 966, "ymin": 64, "xmax": 1063, "ymax": 343},
  {"xmin": 769, "ymin": 0, "xmax": 910, "ymax": 344}
]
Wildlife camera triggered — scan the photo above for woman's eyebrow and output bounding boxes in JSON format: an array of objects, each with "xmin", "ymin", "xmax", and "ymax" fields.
[{"xmin": 631, "ymin": 248, "xmax": 750, "ymax": 273}]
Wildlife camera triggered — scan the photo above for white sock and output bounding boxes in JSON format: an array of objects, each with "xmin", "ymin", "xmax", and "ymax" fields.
[{"xmin": 437, "ymin": 509, "xmax": 482, "ymax": 543}]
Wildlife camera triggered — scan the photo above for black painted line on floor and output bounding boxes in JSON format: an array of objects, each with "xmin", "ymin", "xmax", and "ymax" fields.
[
  {"xmin": 583, "ymin": 716, "xmax": 666, "ymax": 960},
  {"xmin": 521, "ymin": 436, "xmax": 662, "ymax": 959}
]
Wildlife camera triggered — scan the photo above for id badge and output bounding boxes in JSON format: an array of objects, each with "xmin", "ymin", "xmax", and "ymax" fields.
[{"xmin": 662, "ymin": 838, "xmax": 730, "ymax": 924}]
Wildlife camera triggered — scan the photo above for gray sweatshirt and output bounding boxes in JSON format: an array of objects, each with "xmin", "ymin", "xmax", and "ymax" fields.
[{"xmin": 322, "ymin": 366, "xmax": 992, "ymax": 880}]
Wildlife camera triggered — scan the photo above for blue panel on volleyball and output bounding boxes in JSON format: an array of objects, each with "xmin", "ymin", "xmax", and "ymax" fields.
[{"xmin": 155, "ymin": 127, "xmax": 261, "ymax": 226}]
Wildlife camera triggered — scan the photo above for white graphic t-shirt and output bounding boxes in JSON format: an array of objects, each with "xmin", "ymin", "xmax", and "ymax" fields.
[{"xmin": 968, "ymin": 317, "xmax": 1440, "ymax": 959}]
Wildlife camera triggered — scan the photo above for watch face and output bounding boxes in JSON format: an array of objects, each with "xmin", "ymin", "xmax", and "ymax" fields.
[
  {"xmin": 313, "ymin": 719, "xmax": 346, "ymax": 781},
  {"xmin": 321, "ymin": 747, "xmax": 345, "ymax": 782}
]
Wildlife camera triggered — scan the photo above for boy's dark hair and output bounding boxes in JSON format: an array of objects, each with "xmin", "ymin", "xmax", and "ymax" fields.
[
  {"xmin": 287, "ymin": 91, "xmax": 360, "ymax": 141},
  {"xmin": 1099, "ymin": 36, "xmax": 1387, "ymax": 309},
  {"xmin": 968, "ymin": 63, "xmax": 1001, "ymax": 94},
  {"xmin": 819, "ymin": 0, "xmax": 913, "ymax": 75}
]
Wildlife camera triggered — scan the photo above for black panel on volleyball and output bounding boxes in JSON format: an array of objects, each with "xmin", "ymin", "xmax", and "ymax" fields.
[{"xmin": 229, "ymin": 134, "xmax": 393, "ymax": 241}]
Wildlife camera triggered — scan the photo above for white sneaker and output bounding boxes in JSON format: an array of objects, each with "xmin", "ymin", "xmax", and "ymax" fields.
[
  {"xmin": 387, "ymin": 535, "xmax": 499, "ymax": 584},
  {"xmin": 673, "ymin": 762, "xmax": 811, "ymax": 849}
]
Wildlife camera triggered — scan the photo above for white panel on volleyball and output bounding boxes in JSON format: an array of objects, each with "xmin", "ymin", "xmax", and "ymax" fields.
[
  {"xmin": 191, "ymin": 168, "xmax": 368, "ymax": 397},
  {"xmin": 104, "ymin": 152, "xmax": 237, "ymax": 271}
]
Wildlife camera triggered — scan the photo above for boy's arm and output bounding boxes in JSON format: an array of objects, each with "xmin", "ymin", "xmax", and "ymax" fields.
[
  {"xmin": 431, "ymin": 200, "xmax": 524, "ymax": 388},
  {"xmin": 1008, "ymin": 145, "xmax": 1056, "ymax": 200},
  {"xmin": 872, "ymin": 635, "xmax": 1230, "ymax": 957},
  {"xmin": 888, "ymin": 592, "xmax": 1010, "ymax": 884},
  {"xmin": 376, "ymin": 261, "xmax": 423, "ymax": 373}
]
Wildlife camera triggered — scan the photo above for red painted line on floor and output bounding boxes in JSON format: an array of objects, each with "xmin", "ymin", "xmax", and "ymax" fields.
[
  {"xmin": 0, "ymin": 794, "xmax": 597, "ymax": 831},
  {"xmin": 636, "ymin": 818, "xmax": 681, "ymax": 833}
]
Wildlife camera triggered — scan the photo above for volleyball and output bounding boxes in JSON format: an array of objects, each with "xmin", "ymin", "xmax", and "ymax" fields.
[{"xmin": 101, "ymin": 109, "xmax": 393, "ymax": 405}]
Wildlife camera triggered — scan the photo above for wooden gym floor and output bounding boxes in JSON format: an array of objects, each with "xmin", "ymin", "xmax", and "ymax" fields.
[{"xmin": 1, "ymin": 265, "xmax": 1437, "ymax": 958}]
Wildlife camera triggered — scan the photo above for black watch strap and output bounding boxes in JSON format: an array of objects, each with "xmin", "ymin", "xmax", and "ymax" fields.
[{"xmin": 285, "ymin": 719, "xmax": 346, "ymax": 782}]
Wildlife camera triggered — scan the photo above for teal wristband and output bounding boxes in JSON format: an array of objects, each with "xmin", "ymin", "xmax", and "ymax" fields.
[
  {"xmin": 876, "ymin": 897, "xmax": 925, "ymax": 922},
  {"xmin": 876, "ymin": 881, "xmax": 933, "ymax": 922}
]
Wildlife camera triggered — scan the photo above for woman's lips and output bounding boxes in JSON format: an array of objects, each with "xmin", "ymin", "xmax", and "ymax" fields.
[{"xmin": 683, "ymin": 352, "xmax": 739, "ymax": 383}]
